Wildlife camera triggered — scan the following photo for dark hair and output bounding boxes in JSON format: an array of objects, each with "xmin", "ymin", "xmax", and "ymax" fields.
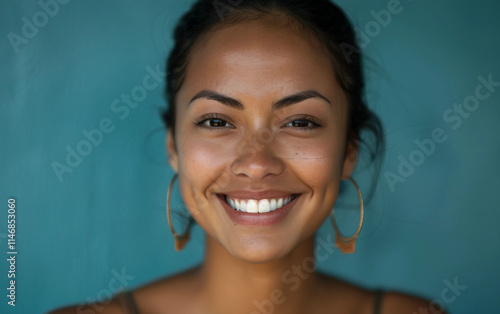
[{"xmin": 162, "ymin": 0, "xmax": 384, "ymax": 163}]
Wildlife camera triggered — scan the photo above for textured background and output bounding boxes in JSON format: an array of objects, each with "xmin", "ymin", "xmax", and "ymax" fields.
[{"xmin": 1, "ymin": 0, "xmax": 499, "ymax": 313}]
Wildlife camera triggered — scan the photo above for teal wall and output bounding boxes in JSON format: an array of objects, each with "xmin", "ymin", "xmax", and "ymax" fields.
[{"xmin": 1, "ymin": 0, "xmax": 499, "ymax": 313}]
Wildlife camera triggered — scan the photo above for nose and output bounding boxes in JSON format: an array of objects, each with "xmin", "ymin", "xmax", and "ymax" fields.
[{"xmin": 230, "ymin": 133, "xmax": 285, "ymax": 181}]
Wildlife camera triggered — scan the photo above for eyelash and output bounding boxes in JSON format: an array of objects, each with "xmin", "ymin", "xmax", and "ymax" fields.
[
  {"xmin": 283, "ymin": 115, "xmax": 321, "ymax": 130},
  {"xmin": 193, "ymin": 113, "xmax": 235, "ymax": 131},
  {"xmin": 193, "ymin": 114, "xmax": 321, "ymax": 131}
]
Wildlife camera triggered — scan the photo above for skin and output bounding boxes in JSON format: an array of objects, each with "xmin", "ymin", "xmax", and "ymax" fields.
[
  {"xmin": 169, "ymin": 19, "xmax": 354, "ymax": 265},
  {"xmin": 50, "ymin": 19, "xmax": 435, "ymax": 314}
]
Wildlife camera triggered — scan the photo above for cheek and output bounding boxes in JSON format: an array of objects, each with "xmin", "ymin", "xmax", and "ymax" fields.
[
  {"xmin": 175, "ymin": 132, "xmax": 234, "ymax": 214},
  {"xmin": 274, "ymin": 136, "xmax": 343, "ymax": 163},
  {"xmin": 274, "ymin": 122, "xmax": 347, "ymax": 175},
  {"xmin": 291, "ymin": 157, "xmax": 343, "ymax": 239},
  {"xmin": 284, "ymin": 132, "xmax": 347, "ymax": 220},
  {"xmin": 294, "ymin": 144, "xmax": 344, "ymax": 206},
  {"xmin": 178, "ymin": 132, "xmax": 235, "ymax": 179}
]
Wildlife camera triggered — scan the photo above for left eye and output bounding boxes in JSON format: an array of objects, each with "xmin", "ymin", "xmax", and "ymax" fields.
[{"xmin": 285, "ymin": 119, "xmax": 318, "ymax": 128}]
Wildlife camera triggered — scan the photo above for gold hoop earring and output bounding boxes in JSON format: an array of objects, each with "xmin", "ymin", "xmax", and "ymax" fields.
[
  {"xmin": 166, "ymin": 173, "xmax": 191, "ymax": 251},
  {"xmin": 330, "ymin": 177, "xmax": 364, "ymax": 254}
]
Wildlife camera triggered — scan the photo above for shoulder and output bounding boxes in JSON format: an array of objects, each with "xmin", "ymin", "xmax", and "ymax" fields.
[
  {"xmin": 130, "ymin": 266, "xmax": 202, "ymax": 312},
  {"xmin": 315, "ymin": 273, "xmax": 437, "ymax": 314},
  {"xmin": 47, "ymin": 296, "xmax": 124, "ymax": 314},
  {"xmin": 48, "ymin": 267, "xmax": 202, "ymax": 314}
]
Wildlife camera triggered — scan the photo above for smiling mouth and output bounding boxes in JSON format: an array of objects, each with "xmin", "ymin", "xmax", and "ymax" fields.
[{"xmin": 222, "ymin": 194, "xmax": 299, "ymax": 213}]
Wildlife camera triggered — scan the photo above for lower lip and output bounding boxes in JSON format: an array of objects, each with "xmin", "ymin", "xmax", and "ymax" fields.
[{"xmin": 217, "ymin": 194, "xmax": 300, "ymax": 226}]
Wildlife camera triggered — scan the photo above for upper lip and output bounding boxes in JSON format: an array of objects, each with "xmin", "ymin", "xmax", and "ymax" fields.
[{"xmin": 219, "ymin": 190, "xmax": 299, "ymax": 200}]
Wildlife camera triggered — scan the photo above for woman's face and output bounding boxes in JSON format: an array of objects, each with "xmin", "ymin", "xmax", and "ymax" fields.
[{"xmin": 167, "ymin": 20, "xmax": 357, "ymax": 262}]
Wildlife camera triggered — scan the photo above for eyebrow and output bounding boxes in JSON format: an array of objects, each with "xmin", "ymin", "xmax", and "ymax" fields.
[{"xmin": 187, "ymin": 89, "xmax": 331, "ymax": 111}]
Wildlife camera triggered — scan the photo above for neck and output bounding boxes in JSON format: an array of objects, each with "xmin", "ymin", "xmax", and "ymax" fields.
[{"xmin": 198, "ymin": 235, "xmax": 321, "ymax": 314}]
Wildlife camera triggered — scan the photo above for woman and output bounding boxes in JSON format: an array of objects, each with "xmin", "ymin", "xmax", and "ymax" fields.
[{"xmin": 52, "ymin": 0, "xmax": 434, "ymax": 313}]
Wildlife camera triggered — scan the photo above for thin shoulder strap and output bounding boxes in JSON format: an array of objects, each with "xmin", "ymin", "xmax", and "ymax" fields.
[
  {"xmin": 116, "ymin": 290, "xmax": 139, "ymax": 314},
  {"xmin": 372, "ymin": 289, "xmax": 384, "ymax": 314}
]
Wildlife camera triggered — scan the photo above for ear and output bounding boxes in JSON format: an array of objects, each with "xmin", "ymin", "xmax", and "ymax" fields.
[
  {"xmin": 340, "ymin": 137, "xmax": 358, "ymax": 180},
  {"xmin": 166, "ymin": 129, "xmax": 179, "ymax": 173}
]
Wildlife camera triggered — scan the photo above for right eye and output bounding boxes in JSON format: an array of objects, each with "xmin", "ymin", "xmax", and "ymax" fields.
[
  {"xmin": 193, "ymin": 114, "xmax": 235, "ymax": 130},
  {"xmin": 199, "ymin": 118, "xmax": 230, "ymax": 128}
]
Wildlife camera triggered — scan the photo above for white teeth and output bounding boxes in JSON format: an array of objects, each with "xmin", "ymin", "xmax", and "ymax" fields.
[
  {"xmin": 225, "ymin": 195, "xmax": 296, "ymax": 213},
  {"xmin": 270, "ymin": 199, "xmax": 277, "ymax": 211},
  {"xmin": 246, "ymin": 200, "xmax": 258, "ymax": 213},
  {"xmin": 258, "ymin": 199, "xmax": 270, "ymax": 213},
  {"xmin": 277, "ymin": 198, "xmax": 283, "ymax": 208}
]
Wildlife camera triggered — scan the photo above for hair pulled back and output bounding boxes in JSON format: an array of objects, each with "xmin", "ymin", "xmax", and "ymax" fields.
[{"xmin": 162, "ymin": 0, "xmax": 383, "ymax": 162}]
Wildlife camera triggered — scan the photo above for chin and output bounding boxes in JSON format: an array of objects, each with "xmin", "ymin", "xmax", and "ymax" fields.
[{"xmin": 224, "ymin": 235, "xmax": 297, "ymax": 264}]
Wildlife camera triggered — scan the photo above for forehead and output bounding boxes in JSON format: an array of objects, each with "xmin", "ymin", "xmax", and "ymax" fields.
[{"xmin": 177, "ymin": 20, "xmax": 344, "ymax": 105}]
